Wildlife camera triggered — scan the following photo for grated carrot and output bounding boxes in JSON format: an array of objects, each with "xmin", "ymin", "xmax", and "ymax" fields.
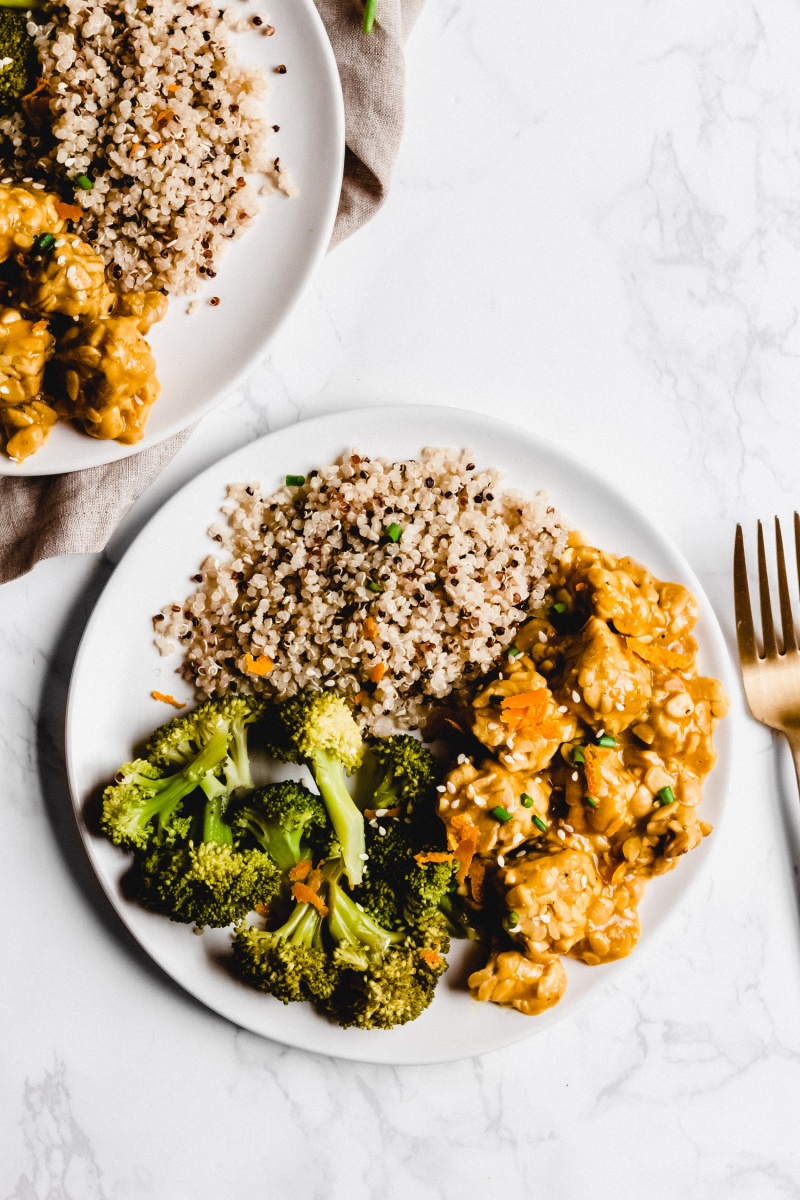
[
  {"xmin": 288, "ymin": 859, "xmax": 311, "ymax": 882},
  {"xmin": 419, "ymin": 949, "xmax": 442, "ymax": 968},
  {"xmin": 447, "ymin": 813, "xmax": 478, "ymax": 884},
  {"xmin": 500, "ymin": 687, "xmax": 561, "ymax": 741},
  {"xmin": 414, "ymin": 851, "xmax": 455, "ymax": 867},
  {"xmin": 54, "ymin": 201, "xmax": 82, "ymax": 222},
  {"xmin": 151, "ymin": 690, "xmax": 186, "ymax": 709},
  {"xmin": 166, "ymin": 82, "xmax": 179, "ymax": 92},
  {"xmin": 364, "ymin": 616, "xmax": 377, "ymax": 638},
  {"xmin": 370, "ymin": 662, "xmax": 386, "ymax": 684},
  {"xmin": 583, "ymin": 744, "xmax": 609, "ymax": 796},
  {"xmin": 253, "ymin": 902, "xmax": 269, "ymax": 916},
  {"xmin": 291, "ymin": 881, "xmax": 328, "ymax": 916},
  {"xmin": 155, "ymin": 109, "xmax": 175, "ymax": 126},
  {"xmin": 243, "ymin": 652, "xmax": 273, "ymax": 676},
  {"xmin": 366, "ymin": 807, "xmax": 401, "ymax": 821},
  {"xmin": 626, "ymin": 637, "xmax": 692, "ymax": 672}
]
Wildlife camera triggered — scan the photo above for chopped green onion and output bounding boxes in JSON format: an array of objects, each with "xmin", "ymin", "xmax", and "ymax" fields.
[
  {"xmin": 73, "ymin": 174, "xmax": 93, "ymax": 191},
  {"xmin": 362, "ymin": 0, "xmax": 376, "ymax": 33},
  {"xmin": 507, "ymin": 646, "xmax": 522, "ymax": 658},
  {"xmin": 35, "ymin": 232, "xmax": 55, "ymax": 251},
  {"xmin": 506, "ymin": 910, "xmax": 519, "ymax": 925},
  {"xmin": 285, "ymin": 474, "xmax": 305, "ymax": 486},
  {"xmin": 550, "ymin": 601, "xmax": 567, "ymax": 614},
  {"xmin": 520, "ymin": 793, "xmax": 534, "ymax": 808},
  {"xmin": 584, "ymin": 795, "xmax": 599, "ymax": 808},
  {"xmin": 385, "ymin": 522, "xmax": 402, "ymax": 543},
  {"xmin": 366, "ymin": 580, "xmax": 382, "ymax": 594},
  {"xmin": 597, "ymin": 735, "xmax": 616, "ymax": 748},
  {"xmin": 490, "ymin": 805, "xmax": 512, "ymax": 823},
  {"xmin": 656, "ymin": 786, "xmax": 675, "ymax": 806},
  {"xmin": 572, "ymin": 746, "xmax": 585, "ymax": 764},
  {"xmin": 532, "ymin": 815, "xmax": 547, "ymax": 833}
]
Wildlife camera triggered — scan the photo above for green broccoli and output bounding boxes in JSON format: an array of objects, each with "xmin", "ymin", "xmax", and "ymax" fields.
[
  {"xmin": 267, "ymin": 692, "xmax": 366, "ymax": 886},
  {"xmin": 228, "ymin": 780, "xmax": 331, "ymax": 873},
  {"xmin": 329, "ymin": 915, "xmax": 450, "ymax": 1030},
  {"xmin": 0, "ymin": 9, "xmax": 36, "ymax": 116},
  {"xmin": 355, "ymin": 823, "xmax": 456, "ymax": 930},
  {"xmin": 100, "ymin": 715, "xmax": 231, "ymax": 851},
  {"xmin": 364, "ymin": 735, "xmax": 436, "ymax": 813},
  {"xmin": 146, "ymin": 693, "xmax": 265, "ymax": 792}
]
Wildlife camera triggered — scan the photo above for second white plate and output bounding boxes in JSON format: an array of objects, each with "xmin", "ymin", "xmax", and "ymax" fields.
[
  {"xmin": 3, "ymin": 0, "xmax": 344, "ymax": 476},
  {"xmin": 66, "ymin": 405, "xmax": 735, "ymax": 1063}
]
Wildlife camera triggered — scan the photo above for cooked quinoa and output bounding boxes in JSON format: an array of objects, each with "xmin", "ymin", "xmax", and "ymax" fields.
[
  {"xmin": 0, "ymin": 0, "xmax": 281, "ymax": 294},
  {"xmin": 155, "ymin": 448, "xmax": 570, "ymax": 734}
]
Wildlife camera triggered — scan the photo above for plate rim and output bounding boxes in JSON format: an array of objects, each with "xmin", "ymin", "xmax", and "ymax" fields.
[
  {"xmin": 65, "ymin": 403, "xmax": 737, "ymax": 1063},
  {"xmin": 0, "ymin": 0, "xmax": 345, "ymax": 478}
]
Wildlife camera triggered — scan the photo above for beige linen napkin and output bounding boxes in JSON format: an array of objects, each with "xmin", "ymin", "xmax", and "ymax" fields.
[{"xmin": 0, "ymin": 0, "xmax": 424, "ymax": 584}]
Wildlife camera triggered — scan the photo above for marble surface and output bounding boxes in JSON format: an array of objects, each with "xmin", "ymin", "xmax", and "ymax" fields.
[{"xmin": 3, "ymin": 0, "xmax": 800, "ymax": 1195}]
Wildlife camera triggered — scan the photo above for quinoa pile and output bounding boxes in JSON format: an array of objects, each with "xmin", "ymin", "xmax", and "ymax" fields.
[
  {"xmin": 0, "ymin": 0, "xmax": 284, "ymax": 294},
  {"xmin": 156, "ymin": 448, "xmax": 569, "ymax": 734}
]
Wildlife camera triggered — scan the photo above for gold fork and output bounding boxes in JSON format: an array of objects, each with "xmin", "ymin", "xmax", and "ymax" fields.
[{"xmin": 734, "ymin": 514, "xmax": 800, "ymax": 775}]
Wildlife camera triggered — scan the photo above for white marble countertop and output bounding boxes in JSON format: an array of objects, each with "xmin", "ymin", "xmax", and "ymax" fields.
[{"xmin": 4, "ymin": 1, "xmax": 800, "ymax": 1196}]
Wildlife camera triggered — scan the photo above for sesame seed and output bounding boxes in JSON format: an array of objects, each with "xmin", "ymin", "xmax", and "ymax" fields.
[
  {"xmin": 571, "ymin": 771, "xmax": 578, "ymax": 781},
  {"xmin": 497, "ymin": 855, "xmax": 505, "ymax": 867},
  {"xmin": 615, "ymin": 701, "xmax": 625, "ymax": 711},
  {"xmin": 563, "ymin": 824, "xmax": 574, "ymax": 833},
  {"xmin": 508, "ymin": 925, "xmax": 521, "ymax": 934},
  {"xmin": 557, "ymin": 705, "xmax": 568, "ymax": 714},
  {"xmin": 474, "ymin": 797, "xmax": 486, "ymax": 807},
  {"xmin": 368, "ymin": 819, "xmax": 378, "ymax": 828},
  {"xmin": 375, "ymin": 808, "xmax": 387, "ymax": 817},
  {"xmin": 355, "ymin": 902, "xmax": 364, "ymax": 911},
  {"xmin": 557, "ymin": 829, "xmax": 566, "ymax": 840},
  {"xmin": 571, "ymin": 690, "xmax": 580, "ymax": 702},
  {"xmin": 378, "ymin": 826, "xmax": 386, "ymax": 836},
  {"xmin": 446, "ymin": 781, "xmax": 456, "ymax": 794},
  {"xmin": 457, "ymin": 753, "xmax": 467, "ymax": 765},
  {"xmin": 538, "ymin": 631, "xmax": 547, "ymax": 643},
  {"xmin": 581, "ymin": 874, "xmax": 588, "ymax": 887},
  {"xmin": 359, "ymin": 853, "xmax": 369, "ymax": 861},
  {"xmin": 450, "ymin": 799, "xmax": 460, "ymax": 809},
  {"xmin": 436, "ymin": 785, "xmax": 446, "ymax": 793}
]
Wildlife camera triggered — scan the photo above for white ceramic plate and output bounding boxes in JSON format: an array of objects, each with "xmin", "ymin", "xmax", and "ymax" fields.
[
  {"xmin": 66, "ymin": 406, "xmax": 735, "ymax": 1064},
  {"xmin": 2, "ymin": 0, "xmax": 344, "ymax": 477}
]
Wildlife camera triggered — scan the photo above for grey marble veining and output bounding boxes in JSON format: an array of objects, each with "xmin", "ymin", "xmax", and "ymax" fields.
[{"xmin": 3, "ymin": 0, "xmax": 800, "ymax": 1196}]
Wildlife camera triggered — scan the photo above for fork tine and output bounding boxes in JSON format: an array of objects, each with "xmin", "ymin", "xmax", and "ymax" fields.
[
  {"xmin": 734, "ymin": 524, "xmax": 757, "ymax": 665},
  {"xmin": 775, "ymin": 517, "xmax": 797, "ymax": 653},
  {"xmin": 757, "ymin": 520, "xmax": 778, "ymax": 658}
]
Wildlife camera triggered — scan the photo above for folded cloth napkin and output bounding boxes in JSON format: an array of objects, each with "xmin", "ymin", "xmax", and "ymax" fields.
[{"xmin": 0, "ymin": 0, "xmax": 424, "ymax": 585}]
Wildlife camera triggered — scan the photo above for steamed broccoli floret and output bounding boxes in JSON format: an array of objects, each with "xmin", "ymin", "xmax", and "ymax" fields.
[
  {"xmin": 365, "ymin": 735, "xmax": 435, "ymax": 813},
  {"xmin": 327, "ymin": 866, "xmax": 403, "ymax": 970},
  {"xmin": 228, "ymin": 780, "xmax": 331, "ymax": 873},
  {"xmin": 129, "ymin": 837, "xmax": 279, "ymax": 929},
  {"xmin": 100, "ymin": 717, "xmax": 230, "ymax": 851},
  {"xmin": 0, "ymin": 10, "xmax": 36, "ymax": 116},
  {"xmin": 329, "ymin": 915, "xmax": 450, "ymax": 1030},
  {"xmin": 356, "ymin": 823, "xmax": 456, "ymax": 930},
  {"xmin": 268, "ymin": 692, "xmax": 366, "ymax": 886},
  {"xmin": 146, "ymin": 694, "xmax": 265, "ymax": 791},
  {"xmin": 232, "ymin": 885, "xmax": 337, "ymax": 1005}
]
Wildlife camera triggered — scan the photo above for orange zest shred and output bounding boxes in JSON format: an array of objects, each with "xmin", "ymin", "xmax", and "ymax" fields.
[
  {"xmin": 467, "ymin": 858, "xmax": 485, "ymax": 905},
  {"xmin": 288, "ymin": 859, "xmax": 312, "ymax": 882},
  {"xmin": 54, "ymin": 201, "xmax": 83, "ymax": 222},
  {"xmin": 364, "ymin": 616, "xmax": 377, "ymax": 638},
  {"xmin": 365, "ymin": 807, "xmax": 401, "ymax": 821},
  {"xmin": 291, "ymin": 881, "xmax": 328, "ymax": 916},
  {"xmin": 370, "ymin": 662, "xmax": 386, "ymax": 684},
  {"xmin": 447, "ymin": 813, "xmax": 478, "ymax": 884},
  {"xmin": 419, "ymin": 948, "xmax": 442, "ymax": 968},
  {"xmin": 626, "ymin": 637, "xmax": 692, "ymax": 672},
  {"xmin": 414, "ymin": 851, "xmax": 455, "ymax": 867},
  {"xmin": 582, "ymin": 744, "xmax": 608, "ymax": 797},
  {"xmin": 166, "ymin": 82, "xmax": 179, "ymax": 92},
  {"xmin": 151, "ymin": 690, "xmax": 186, "ymax": 709},
  {"xmin": 500, "ymin": 688, "xmax": 561, "ymax": 742},
  {"xmin": 243, "ymin": 652, "xmax": 273, "ymax": 676},
  {"xmin": 155, "ymin": 108, "xmax": 175, "ymax": 126},
  {"xmin": 253, "ymin": 902, "xmax": 269, "ymax": 916}
]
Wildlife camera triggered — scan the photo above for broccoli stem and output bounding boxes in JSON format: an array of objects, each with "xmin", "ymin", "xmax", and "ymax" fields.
[
  {"xmin": 309, "ymin": 748, "xmax": 366, "ymax": 886},
  {"xmin": 137, "ymin": 724, "xmax": 230, "ymax": 835},
  {"xmin": 327, "ymin": 870, "xmax": 402, "ymax": 956},
  {"xmin": 202, "ymin": 795, "xmax": 233, "ymax": 847}
]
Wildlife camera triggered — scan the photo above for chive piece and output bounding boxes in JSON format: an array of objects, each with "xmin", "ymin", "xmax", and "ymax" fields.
[
  {"xmin": 507, "ymin": 646, "xmax": 522, "ymax": 658},
  {"xmin": 572, "ymin": 746, "xmax": 585, "ymax": 764},
  {"xmin": 532, "ymin": 815, "xmax": 547, "ymax": 833},
  {"xmin": 285, "ymin": 474, "xmax": 305, "ymax": 486},
  {"xmin": 73, "ymin": 174, "xmax": 93, "ymax": 191},
  {"xmin": 656, "ymin": 786, "xmax": 675, "ymax": 806},
  {"xmin": 35, "ymin": 232, "xmax": 55, "ymax": 251},
  {"xmin": 520, "ymin": 793, "xmax": 534, "ymax": 809},
  {"xmin": 597, "ymin": 735, "xmax": 616, "ymax": 747},
  {"xmin": 550, "ymin": 601, "xmax": 567, "ymax": 614},
  {"xmin": 366, "ymin": 580, "xmax": 382, "ymax": 594},
  {"xmin": 584, "ymin": 795, "xmax": 599, "ymax": 808},
  {"xmin": 362, "ymin": 0, "xmax": 376, "ymax": 33},
  {"xmin": 385, "ymin": 522, "xmax": 402, "ymax": 542},
  {"xmin": 490, "ymin": 805, "xmax": 512, "ymax": 823},
  {"xmin": 506, "ymin": 910, "xmax": 519, "ymax": 925}
]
